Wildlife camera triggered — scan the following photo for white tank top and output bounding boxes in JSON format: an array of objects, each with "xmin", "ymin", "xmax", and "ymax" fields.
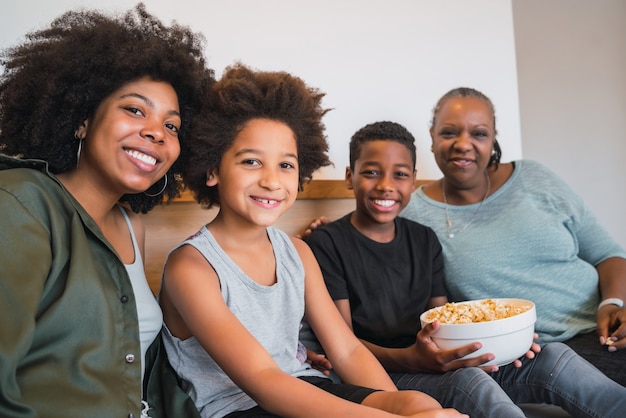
[{"xmin": 119, "ymin": 206, "xmax": 163, "ymax": 383}]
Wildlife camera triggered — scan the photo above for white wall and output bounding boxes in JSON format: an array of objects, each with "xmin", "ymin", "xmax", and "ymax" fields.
[
  {"xmin": 1, "ymin": 0, "xmax": 522, "ymax": 180},
  {"xmin": 513, "ymin": 0, "xmax": 626, "ymax": 248}
]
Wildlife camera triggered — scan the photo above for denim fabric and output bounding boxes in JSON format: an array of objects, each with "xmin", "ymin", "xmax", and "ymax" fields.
[
  {"xmin": 564, "ymin": 331, "xmax": 626, "ymax": 386},
  {"xmin": 391, "ymin": 343, "xmax": 626, "ymax": 418},
  {"xmin": 391, "ymin": 366, "xmax": 526, "ymax": 418}
]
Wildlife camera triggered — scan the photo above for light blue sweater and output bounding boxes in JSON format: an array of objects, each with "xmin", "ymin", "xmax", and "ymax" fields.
[{"xmin": 401, "ymin": 160, "xmax": 626, "ymax": 342}]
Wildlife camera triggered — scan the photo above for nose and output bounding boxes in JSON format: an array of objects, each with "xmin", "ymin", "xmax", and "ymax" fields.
[
  {"xmin": 141, "ymin": 118, "xmax": 165, "ymax": 144},
  {"xmin": 453, "ymin": 131, "xmax": 473, "ymax": 152},
  {"xmin": 375, "ymin": 174, "xmax": 394, "ymax": 192},
  {"xmin": 259, "ymin": 167, "xmax": 281, "ymax": 191}
]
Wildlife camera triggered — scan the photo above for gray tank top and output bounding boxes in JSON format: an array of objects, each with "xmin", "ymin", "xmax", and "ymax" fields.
[{"xmin": 162, "ymin": 226, "xmax": 324, "ymax": 418}]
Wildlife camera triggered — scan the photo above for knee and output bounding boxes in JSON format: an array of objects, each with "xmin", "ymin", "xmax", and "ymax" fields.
[
  {"xmin": 535, "ymin": 342, "xmax": 577, "ymax": 369},
  {"xmin": 446, "ymin": 366, "xmax": 495, "ymax": 391},
  {"xmin": 532, "ymin": 342, "xmax": 586, "ymax": 380},
  {"xmin": 540, "ymin": 342, "xmax": 571, "ymax": 357}
]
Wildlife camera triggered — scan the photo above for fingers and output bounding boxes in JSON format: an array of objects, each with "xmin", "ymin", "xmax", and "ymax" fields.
[
  {"xmin": 299, "ymin": 216, "xmax": 330, "ymax": 240},
  {"xmin": 605, "ymin": 323, "xmax": 626, "ymax": 351},
  {"xmin": 418, "ymin": 321, "xmax": 498, "ymax": 371},
  {"xmin": 598, "ymin": 307, "xmax": 626, "ymax": 350},
  {"xmin": 529, "ymin": 342, "xmax": 541, "ymax": 354}
]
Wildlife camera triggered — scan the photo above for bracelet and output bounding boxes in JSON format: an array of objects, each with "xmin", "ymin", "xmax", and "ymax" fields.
[{"xmin": 598, "ymin": 298, "xmax": 624, "ymax": 310}]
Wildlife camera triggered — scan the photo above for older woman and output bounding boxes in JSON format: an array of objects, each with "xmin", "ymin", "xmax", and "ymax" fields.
[{"xmin": 401, "ymin": 87, "xmax": 626, "ymax": 386}]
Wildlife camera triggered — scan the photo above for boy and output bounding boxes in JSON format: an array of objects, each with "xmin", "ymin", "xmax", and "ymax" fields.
[{"xmin": 302, "ymin": 121, "xmax": 626, "ymax": 418}]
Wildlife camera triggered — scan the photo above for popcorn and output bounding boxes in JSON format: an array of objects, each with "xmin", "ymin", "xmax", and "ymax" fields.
[{"xmin": 424, "ymin": 299, "xmax": 531, "ymax": 325}]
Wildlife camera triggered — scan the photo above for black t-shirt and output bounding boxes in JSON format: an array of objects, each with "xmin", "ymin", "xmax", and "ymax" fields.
[{"xmin": 307, "ymin": 213, "xmax": 446, "ymax": 348}]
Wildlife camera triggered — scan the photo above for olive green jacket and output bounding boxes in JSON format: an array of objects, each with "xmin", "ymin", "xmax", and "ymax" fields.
[{"xmin": 0, "ymin": 155, "xmax": 199, "ymax": 418}]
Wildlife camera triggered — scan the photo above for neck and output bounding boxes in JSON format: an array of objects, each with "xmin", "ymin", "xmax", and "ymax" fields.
[
  {"xmin": 350, "ymin": 212, "xmax": 396, "ymax": 243},
  {"xmin": 441, "ymin": 170, "xmax": 491, "ymax": 206},
  {"xmin": 56, "ymin": 171, "xmax": 121, "ymax": 226}
]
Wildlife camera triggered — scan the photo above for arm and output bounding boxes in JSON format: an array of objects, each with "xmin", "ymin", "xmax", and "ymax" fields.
[
  {"xmin": 295, "ymin": 238, "xmax": 399, "ymax": 391},
  {"xmin": 161, "ymin": 242, "xmax": 438, "ymax": 418},
  {"xmin": 0, "ymin": 191, "xmax": 51, "ymax": 417},
  {"xmin": 596, "ymin": 257, "xmax": 626, "ymax": 349},
  {"xmin": 334, "ymin": 297, "xmax": 498, "ymax": 374}
]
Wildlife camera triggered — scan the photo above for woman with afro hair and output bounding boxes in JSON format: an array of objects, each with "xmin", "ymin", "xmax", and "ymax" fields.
[{"xmin": 0, "ymin": 3, "xmax": 213, "ymax": 417}]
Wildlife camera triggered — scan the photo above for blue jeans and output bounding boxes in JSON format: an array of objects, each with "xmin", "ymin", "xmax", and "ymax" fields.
[
  {"xmin": 391, "ymin": 343, "xmax": 626, "ymax": 418},
  {"xmin": 564, "ymin": 331, "xmax": 626, "ymax": 386}
]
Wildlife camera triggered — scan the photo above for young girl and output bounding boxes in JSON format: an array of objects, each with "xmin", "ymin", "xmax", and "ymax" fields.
[
  {"xmin": 159, "ymin": 64, "xmax": 466, "ymax": 418},
  {"xmin": 0, "ymin": 4, "xmax": 213, "ymax": 417}
]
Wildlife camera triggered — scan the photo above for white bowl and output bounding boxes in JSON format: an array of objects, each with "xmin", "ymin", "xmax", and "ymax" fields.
[{"xmin": 419, "ymin": 298, "xmax": 536, "ymax": 367}]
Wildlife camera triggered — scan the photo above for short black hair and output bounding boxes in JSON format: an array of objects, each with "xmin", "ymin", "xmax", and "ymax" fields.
[{"xmin": 349, "ymin": 121, "xmax": 416, "ymax": 170}]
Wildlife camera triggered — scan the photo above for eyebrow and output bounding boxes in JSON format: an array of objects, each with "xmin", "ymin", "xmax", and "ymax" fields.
[
  {"xmin": 119, "ymin": 93, "xmax": 181, "ymax": 117},
  {"xmin": 234, "ymin": 148, "xmax": 298, "ymax": 160}
]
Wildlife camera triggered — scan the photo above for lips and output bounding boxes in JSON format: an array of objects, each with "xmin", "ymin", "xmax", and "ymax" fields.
[{"xmin": 449, "ymin": 157, "xmax": 475, "ymax": 168}]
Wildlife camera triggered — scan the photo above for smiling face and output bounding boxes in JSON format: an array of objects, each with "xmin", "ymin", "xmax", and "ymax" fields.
[
  {"xmin": 347, "ymin": 140, "xmax": 416, "ymax": 228},
  {"xmin": 430, "ymin": 97, "xmax": 495, "ymax": 186},
  {"xmin": 78, "ymin": 77, "xmax": 181, "ymax": 196},
  {"xmin": 208, "ymin": 118, "xmax": 299, "ymax": 228}
]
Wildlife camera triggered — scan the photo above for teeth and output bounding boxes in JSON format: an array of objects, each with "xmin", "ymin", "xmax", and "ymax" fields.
[
  {"xmin": 254, "ymin": 197, "xmax": 278, "ymax": 205},
  {"xmin": 374, "ymin": 199, "xmax": 395, "ymax": 207},
  {"xmin": 126, "ymin": 150, "xmax": 156, "ymax": 166}
]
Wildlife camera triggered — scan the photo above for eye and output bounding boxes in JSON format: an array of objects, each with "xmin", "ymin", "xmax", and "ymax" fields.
[
  {"xmin": 395, "ymin": 171, "xmax": 410, "ymax": 178},
  {"xmin": 439, "ymin": 129, "xmax": 457, "ymax": 139},
  {"xmin": 241, "ymin": 159, "xmax": 261, "ymax": 167},
  {"xmin": 125, "ymin": 107, "xmax": 144, "ymax": 116},
  {"xmin": 472, "ymin": 130, "xmax": 489, "ymax": 139},
  {"xmin": 361, "ymin": 169, "xmax": 380, "ymax": 177},
  {"xmin": 165, "ymin": 122, "xmax": 180, "ymax": 134},
  {"xmin": 280, "ymin": 161, "xmax": 296, "ymax": 170}
]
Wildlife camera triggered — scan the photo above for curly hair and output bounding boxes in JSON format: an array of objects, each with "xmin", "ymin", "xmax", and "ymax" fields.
[
  {"xmin": 0, "ymin": 3, "xmax": 215, "ymax": 213},
  {"xmin": 430, "ymin": 87, "xmax": 502, "ymax": 168},
  {"xmin": 349, "ymin": 121, "xmax": 416, "ymax": 171},
  {"xmin": 181, "ymin": 63, "xmax": 332, "ymax": 208}
]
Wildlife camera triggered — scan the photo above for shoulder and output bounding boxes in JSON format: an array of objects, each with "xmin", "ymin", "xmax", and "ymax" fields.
[
  {"xmin": 164, "ymin": 242, "xmax": 214, "ymax": 285},
  {"xmin": 308, "ymin": 214, "xmax": 350, "ymax": 240},
  {"xmin": 516, "ymin": 159, "xmax": 578, "ymax": 195},
  {"xmin": 0, "ymin": 166, "xmax": 75, "ymax": 225},
  {"xmin": 0, "ymin": 165, "xmax": 57, "ymax": 194},
  {"xmin": 396, "ymin": 217, "xmax": 442, "ymax": 248},
  {"xmin": 289, "ymin": 234, "xmax": 315, "ymax": 258},
  {"xmin": 517, "ymin": 159, "xmax": 561, "ymax": 181}
]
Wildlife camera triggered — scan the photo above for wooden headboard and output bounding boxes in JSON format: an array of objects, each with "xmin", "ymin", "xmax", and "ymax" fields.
[{"xmin": 143, "ymin": 179, "xmax": 433, "ymax": 294}]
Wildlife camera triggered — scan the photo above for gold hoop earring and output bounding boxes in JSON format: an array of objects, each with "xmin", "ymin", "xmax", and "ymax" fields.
[{"xmin": 144, "ymin": 175, "xmax": 168, "ymax": 197}]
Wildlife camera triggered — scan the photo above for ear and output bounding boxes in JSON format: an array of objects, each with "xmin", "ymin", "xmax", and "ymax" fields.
[
  {"xmin": 411, "ymin": 169, "xmax": 418, "ymax": 192},
  {"xmin": 75, "ymin": 120, "xmax": 88, "ymax": 140},
  {"xmin": 206, "ymin": 169, "xmax": 219, "ymax": 187},
  {"xmin": 344, "ymin": 166, "xmax": 354, "ymax": 190}
]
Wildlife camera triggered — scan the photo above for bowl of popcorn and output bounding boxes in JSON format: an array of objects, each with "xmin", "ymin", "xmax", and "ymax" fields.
[{"xmin": 420, "ymin": 298, "xmax": 536, "ymax": 366}]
